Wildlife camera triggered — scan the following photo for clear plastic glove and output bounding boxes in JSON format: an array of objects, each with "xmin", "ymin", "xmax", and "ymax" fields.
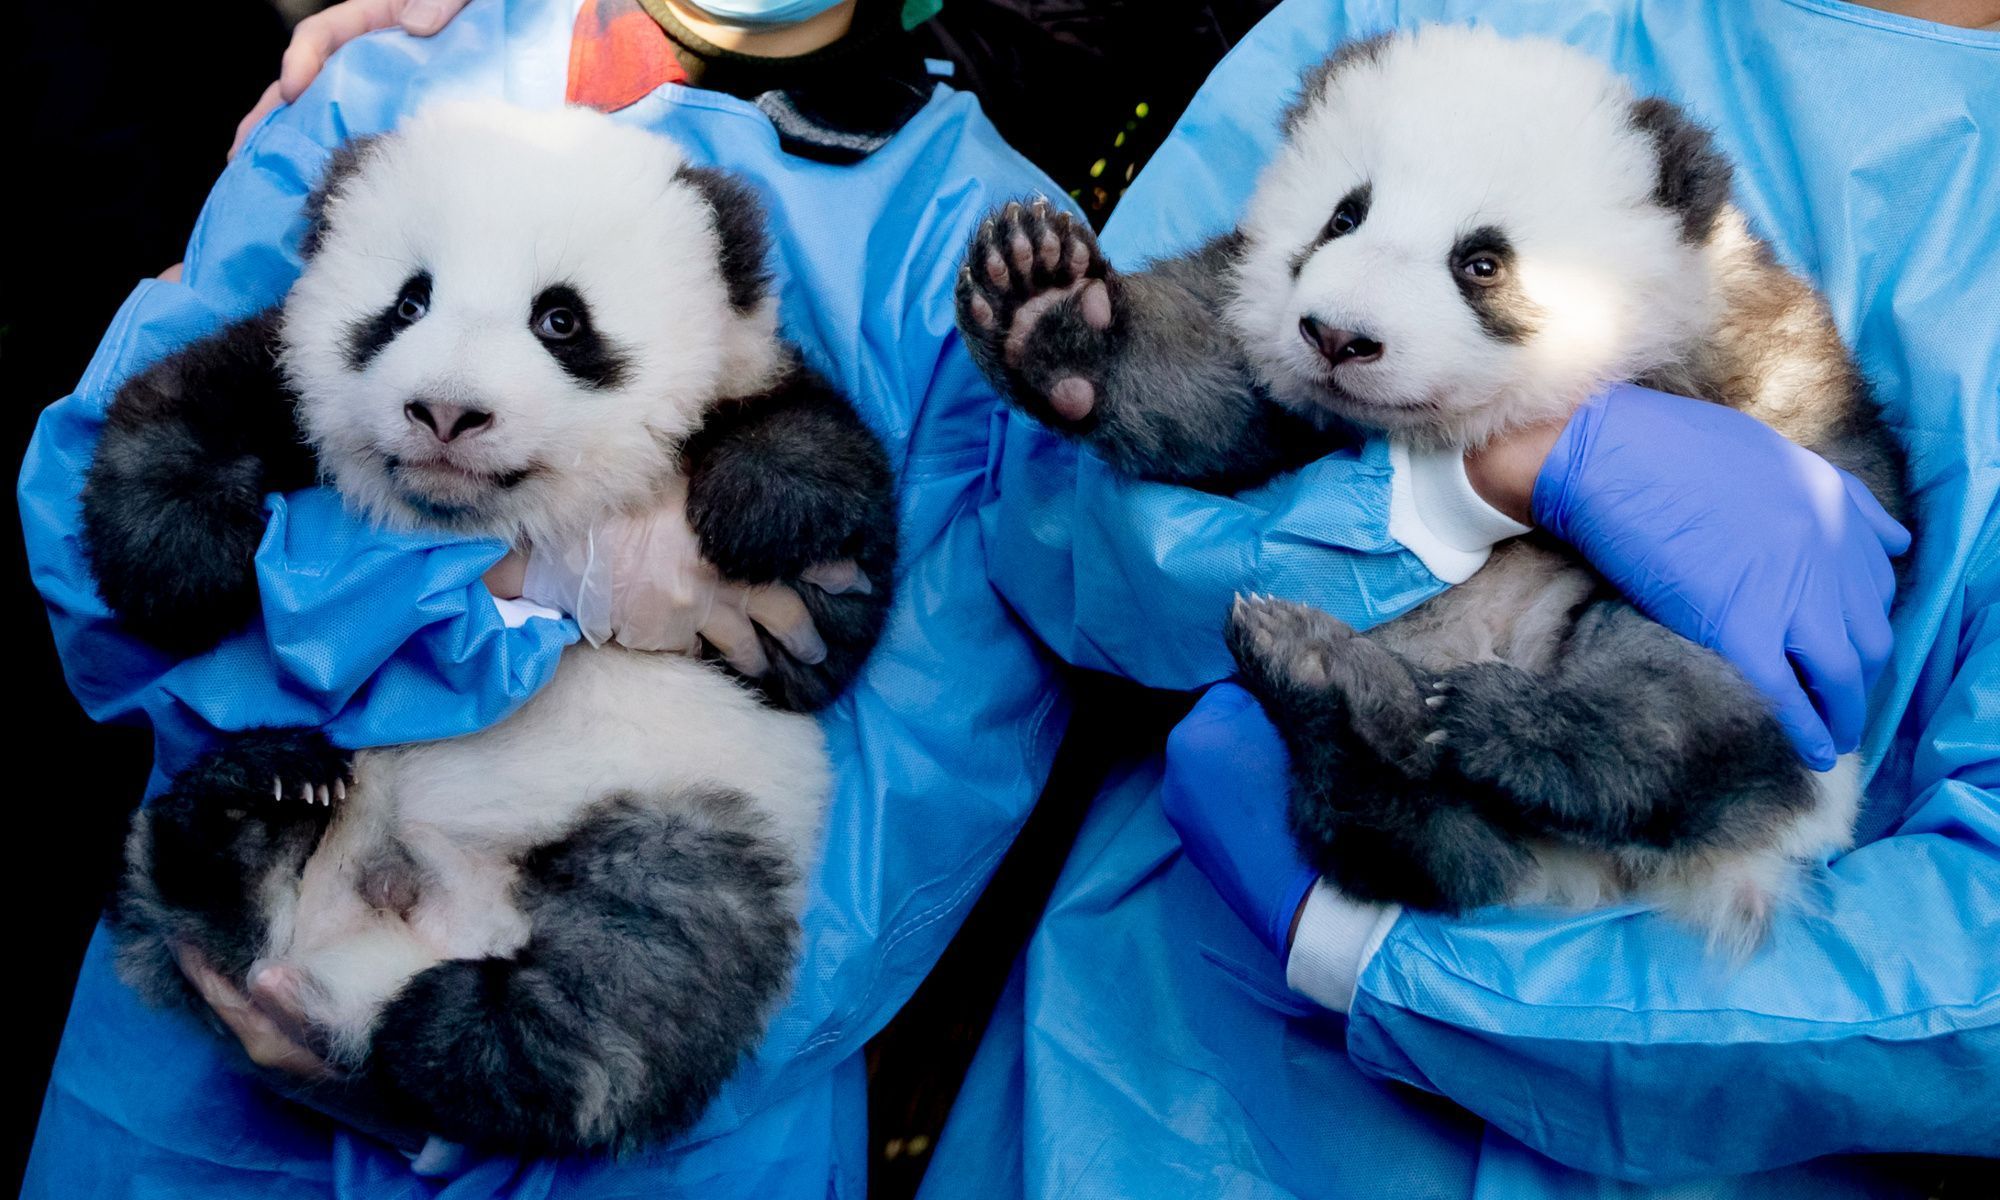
[
  {"xmin": 1162, "ymin": 684, "xmax": 1318, "ymax": 958},
  {"xmin": 487, "ymin": 479, "xmax": 865, "ymax": 676},
  {"xmin": 1533, "ymin": 382, "xmax": 1910, "ymax": 769},
  {"xmin": 229, "ymin": 0, "xmax": 473, "ymax": 159}
]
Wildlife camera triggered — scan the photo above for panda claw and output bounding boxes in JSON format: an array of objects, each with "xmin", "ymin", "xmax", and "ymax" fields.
[{"xmin": 1425, "ymin": 730, "xmax": 1449, "ymax": 745}]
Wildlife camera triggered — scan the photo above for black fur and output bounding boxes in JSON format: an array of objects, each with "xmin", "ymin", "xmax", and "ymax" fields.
[
  {"xmin": 955, "ymin": 199, "xmax": 1339, "ymax": 492},
  {"xmin": 1449, "ymin": 226, "xmax": 1542, "ymax": 344},
  {"xmin": 345, "ymin": 271, "xmax": 430, "ymax": 371},
  {"xmin": 675, "ymin": 164, "xmax": 774, "ymax": 314},
  {"xmin": 1225, "ymin": 597, "xmax": 1535, "ymax": 910},
  {"xmin": 1629, "ymin": 96, "xmax": 1734, "ymax": 244},
  {"xmin": 365, "ymin": 789, "xmax": 798, "ymax": 1155},
  {"xmin": 683, "ymin": 361, "xmax": 899, "ymax": 710},
  {"xmin": 301, "ymin": 135, "xmax": 385, "ymax": 259},
  {"xmin": 1227, "ymin": 595, "xmax": 1816, "ymax": 913},
  {"xmin": 1279, "ymin": 33, "xmax": 1392, "ymax": 136},
  {"xmin": 1290, "ymin": 182, "xmax": 1372, "ymax": 278},
  {"xmin": 530, "ymin": 284, "xmax": 632, "ymax": 390},
  {"xmin": 79, "ymin": 312, "xmax": 318, "ymax": 654},
  {"xmin": 113, "ymin": 728, "xmax": 351, "ymax": 999}
]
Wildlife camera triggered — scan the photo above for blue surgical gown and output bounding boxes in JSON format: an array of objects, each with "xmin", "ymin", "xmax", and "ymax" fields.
[
  {"xmin": 17, "ymin": 0, "xmax": 1457, "ymax": 1194},
  {"xmin": 927, "ymin": 0, "xmax": 2000, "ymax": 1196}
]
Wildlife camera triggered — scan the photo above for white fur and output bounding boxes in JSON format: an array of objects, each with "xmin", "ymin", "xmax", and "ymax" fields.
[
  {"xmin": 245, "ymin": 104, "xmax": 827, "ymax": 1052},
  {"xmin": 1227, "ymin": 25, "xmax": 1713, "ymax": 448},
  {"xmin": 263, "ymin": 651, "xmax": 827, "ymax": 1058},
  {"xmin": 281, "ymin": 102, "xmax": 783, "ymax": 550}
]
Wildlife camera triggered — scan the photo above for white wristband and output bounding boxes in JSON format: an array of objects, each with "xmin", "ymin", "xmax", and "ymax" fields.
[
  {"xmin": 1284, "ymin": 881, "xmax": 1401, "ymax": 1013},
  {"xmin": 1387, "ymin": 441, "xmax": 1532, "ymax": 584}
]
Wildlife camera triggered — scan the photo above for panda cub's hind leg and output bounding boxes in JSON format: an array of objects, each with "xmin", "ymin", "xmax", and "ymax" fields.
[
  {"xmin": 1225, "ymin": 595, "xmax": 1535, "ymax": 912},
  {"xmin": 366, "ymin": 788, "xmax": 803, "ymax": 1153}
]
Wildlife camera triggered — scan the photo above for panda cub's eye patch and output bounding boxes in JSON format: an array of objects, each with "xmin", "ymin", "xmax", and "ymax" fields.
[
  {"xmin": 345, "ymin": 270, "xmax": 432, "ymax": 370},
  {"xmin": 1448, "ymin": 226, "xmax": 1541, "ymax": 344},
  {"xmin": 1291, "ymin": 183, "xmax": 1372, "ymax": 278},
  {"xmin": 1325, "ymin": 184, "xmax": 1371, "ymax": 241},
  {"xmin": 529, "ymin": 284, "xmax": 629, "ymax": 390}
]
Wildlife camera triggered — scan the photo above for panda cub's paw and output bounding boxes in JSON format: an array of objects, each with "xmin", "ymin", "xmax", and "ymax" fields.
[
  {"xmin": 1226, "ymin": 594, "xmax": 1437, "ymax": 769},
  {"xmin": 180, "ymin": 727, "xmax": 353, "ymax": 815},
  {"xmin": 955, "ymin": 198, "xmax": 1115, "ymax": 430}
]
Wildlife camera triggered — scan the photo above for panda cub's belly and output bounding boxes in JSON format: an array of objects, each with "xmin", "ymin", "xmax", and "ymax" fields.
[{"xmin": 259, "ymin": 646, "xmax": 831, "ymax": 1054}]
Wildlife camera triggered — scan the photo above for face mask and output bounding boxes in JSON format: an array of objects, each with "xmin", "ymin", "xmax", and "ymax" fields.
[{"xmin": 685, "ymin": 0, "xmax": 851, "ymax": 26}]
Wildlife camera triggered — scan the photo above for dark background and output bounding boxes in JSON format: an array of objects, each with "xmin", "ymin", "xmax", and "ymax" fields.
[{"xmin": 0, "ymin": 2, "xmax": 1279, "ymax": 1195}]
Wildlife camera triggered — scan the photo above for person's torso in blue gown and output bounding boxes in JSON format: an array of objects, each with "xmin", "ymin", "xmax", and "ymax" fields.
[
  {"xmin": 924, "ymin": 2, "xmax": 2000, "ymax": 1198},
  {"xmin": 18, "ymin": 1, "xmax": 1076, "ymax": 1195}
]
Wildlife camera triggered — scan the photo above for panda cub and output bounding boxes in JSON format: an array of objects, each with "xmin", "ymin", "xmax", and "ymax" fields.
[
  {"xmin": 80, "ymin": 103, "xmax": 897, "ymax": 1152},
  {"xmin": 956, "ymin": 26, "xmax": 1908, "ymax": 950}
]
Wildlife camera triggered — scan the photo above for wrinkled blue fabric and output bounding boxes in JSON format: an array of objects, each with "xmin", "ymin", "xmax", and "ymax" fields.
[
  {"xmin": 929, "ymin": 0, "xmax": 2000, "ymax": 1194},
  {"xmin": 19, "ymin": 1, "xmax": 1078, "ymax": 1194}
]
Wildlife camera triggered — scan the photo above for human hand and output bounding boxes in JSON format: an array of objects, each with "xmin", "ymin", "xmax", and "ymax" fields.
[
  {"xmin": 176, "ymin": 944, "xmax": 332, "ymax": 1080},
  {"xmin": 229, "ymin": 0, "xmax": 473, "ymax": 159},
  {"xmin": 1161, "ymin": 684, "xmax": 1319, "ymax": 958},
  {"xmin": 493, "ymin": 482, "xmax": 867, "ymax": 674},
  {"xmin": 1515, "ymin": 382, "xmax": 1909, "ymax": 768}
]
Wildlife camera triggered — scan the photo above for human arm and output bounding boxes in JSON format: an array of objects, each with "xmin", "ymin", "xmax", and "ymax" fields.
[
  {"xmin": 229, "ymin": 0, "xmax": 471, "ymax": 159},
  {"xmin": 1165, "ymin": 564, "xmax": 2000, "ymax": 1179}
]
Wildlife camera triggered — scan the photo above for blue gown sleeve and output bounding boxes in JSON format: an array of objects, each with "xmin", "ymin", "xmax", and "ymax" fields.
[
  {"xmin": 1343, "ymin": 529, "xmax": 2000, "ymax": 1181},
  {"xmin": 979, "ymin": 425, "xmax": 1447, "ymax": 689},
  {"xmin": 17, "ymin": 111, "xmax": 574, "ymax": 781}
]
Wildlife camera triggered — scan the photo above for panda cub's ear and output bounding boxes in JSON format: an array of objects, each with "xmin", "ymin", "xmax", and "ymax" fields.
[
  {"xmin": 301, "ymin": 134, "xmax": 388, "ymax": 259},
  {"xmin": 675, "ymin": 164, "xmax": 774, "ymax": 314},
  {"xmin": 1280, "ymin": 33, "xmax": 1392, "ymax": 137},
  {"xmin": 1629, "ymin": 96, "xmax": 1733, "ymax": 244}
]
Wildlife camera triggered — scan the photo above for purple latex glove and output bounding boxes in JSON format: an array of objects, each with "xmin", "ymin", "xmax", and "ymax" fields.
[
  {"xmin": 1536, "ymin": 383, "xmax": 1910, "ymax": 770},
  {"xmin": 1162, "ymin": 684, "xmax": 1317, "ymax": 958}
]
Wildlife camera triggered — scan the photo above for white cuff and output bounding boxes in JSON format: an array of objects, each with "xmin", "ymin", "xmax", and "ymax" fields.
[
  {"xmin": 1284, "ymin": 881, "xmax": 1400, "ymax": 1013},
  {"xmin": 1387, "ymin": 441, "xmax": 1532, "ymax": 584},
  {"xmin": 492, "ymin": 595, "xmax": 565, "ymax": 628}
]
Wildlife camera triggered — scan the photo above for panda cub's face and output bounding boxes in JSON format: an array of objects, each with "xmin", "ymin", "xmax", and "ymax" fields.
[
  {"xmin": 1229, "ymin": 26, "xmax": 1722, "ymax": 449},
  {"xmin": 281, "ymin": 102, "xmax": 781, "ymax": 547}
]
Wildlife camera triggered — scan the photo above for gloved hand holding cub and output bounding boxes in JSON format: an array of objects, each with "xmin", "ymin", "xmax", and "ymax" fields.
[{"xmin": 483, "ymin": 476, "xmax": 870, "ymax": 678}]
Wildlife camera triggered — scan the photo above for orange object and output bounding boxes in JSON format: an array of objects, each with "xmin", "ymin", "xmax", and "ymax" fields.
[{"xmin": 567, "ymin": 0, "xmax": 687, "ymax": 112}]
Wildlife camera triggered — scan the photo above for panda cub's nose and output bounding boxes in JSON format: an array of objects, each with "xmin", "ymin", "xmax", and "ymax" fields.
[
  {"xmin": 1299, "ymin": 316, "xmax": 1384, "ymax": 366},
  {"xmin": 405, "ymin": 399, "xmax": 495, "ymax": 444}
]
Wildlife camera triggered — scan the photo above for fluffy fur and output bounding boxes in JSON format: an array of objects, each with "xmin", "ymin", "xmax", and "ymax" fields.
[
  {"xmin": 86, "ymin": 102, "xmax": 898, "ymax": 1152},
  {"xmin": 956, "ymin": 26, "xmax": 1908, "ymax": 951}
]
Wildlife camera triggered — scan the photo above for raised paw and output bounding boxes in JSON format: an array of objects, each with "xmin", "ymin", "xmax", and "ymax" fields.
[
  {"xmin": 183, "ymin": 727, "xmax": 352, "ymax": 816},
  {"xmin": 955, "ymin": 198, "xmax": 1113, "ymax": 426},
  {"xmin": 1227, "ymin": 594, "xmax": 1434, "ymax": 767}
]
